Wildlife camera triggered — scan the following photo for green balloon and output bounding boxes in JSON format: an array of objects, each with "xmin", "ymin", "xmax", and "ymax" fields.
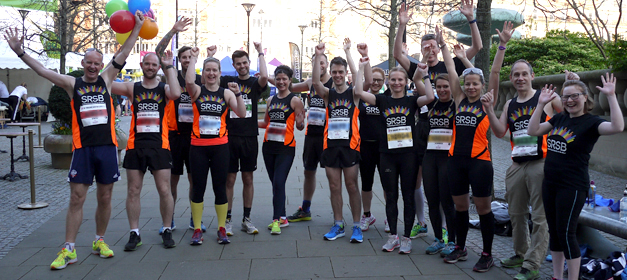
[{"xmin": 106, "ymin": 0, "xmax": 129, "ymax": 18}]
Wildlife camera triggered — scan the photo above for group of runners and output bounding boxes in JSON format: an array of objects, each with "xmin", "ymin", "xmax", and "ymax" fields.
[{"xmin": 4, "ymin": 1, "xmax": 624, "ymax": 279}]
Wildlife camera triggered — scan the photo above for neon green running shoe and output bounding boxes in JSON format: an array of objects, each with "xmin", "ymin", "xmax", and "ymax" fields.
[
  {"xmin": 50, "ymin": 248, "xmax": 77, "ymax": 270},
  {"xmin": 409, "ymin": 223, "xmax": 428, "ymax": 239},
  {"xmin": 270, "ymin": 220, "xmax": 281, "ymax": 235},
  {"xmin": 92, "ymin": 239, "xmax": 114, "ymax": 258},
  {"xmin": 442, "ymin": 228, "xmax": 448, "ymax": 244}
]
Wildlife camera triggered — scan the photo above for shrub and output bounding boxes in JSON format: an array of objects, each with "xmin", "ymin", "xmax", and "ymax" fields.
[
  {"xmin": 605, "ymin": 35, "xmax": 627, "ymax": 72},
  {"xmin": 48, "ymin": 70, "xmax": 83, "ymax": 133}
]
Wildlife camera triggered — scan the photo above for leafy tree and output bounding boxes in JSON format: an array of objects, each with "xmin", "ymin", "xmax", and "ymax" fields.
[
  {"xmin": 605, "ymin": 35, "xmax": 627, "ymax": 72},
  {"xmin": 49, "ymin": 70, "xmax": 83, "ymax": 126},
  {"xmin": 490, "ymin": 30, "xmax": 606, "ymax": 81}
]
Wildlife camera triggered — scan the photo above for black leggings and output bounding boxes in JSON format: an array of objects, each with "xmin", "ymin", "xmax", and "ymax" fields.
[
  {"xmin": 359, "ymin": 140, "xmax": 380, "ymax": 192},
  {"xmin": 379, "ymin": 152, "xmax": 417, "ymax": 237},
  {"xmin": 189, "ymin": 144, "xmax": 229, "ymax": 204},
  {"xmin": 543, "ymin": 183, "xmax": 586, "ymax": 259},
  {"xmin": 8, "ymin": 96, "xmax": 20, "ymax": 121},
  {"xmin": 263, "ymin": 151, "xmax": 294, "ymax": 220},
  {"xmin": 422, "ymin": 152, "xmax": 456, "ymax": 242}
]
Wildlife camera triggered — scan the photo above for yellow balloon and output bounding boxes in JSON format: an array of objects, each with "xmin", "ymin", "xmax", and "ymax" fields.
[
  {"xmin": 115, "ymin": 31, "xmax": 131, "ymax": 45},
  {"xmin": 196, "ymin": 68, "xmax": 201, "ymax": 74},
  {"xmin": 121, "ymin": 69, "xmax": 127, "ymax": 75}
]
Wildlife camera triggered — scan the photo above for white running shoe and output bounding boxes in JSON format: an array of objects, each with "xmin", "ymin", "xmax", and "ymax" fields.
[
  {"xmin": 225, "ymin": 219, "xmax": 233, "ymax": 236},
  {"xmin": 241, "ymin": 217, "xmax": 259, "ymax": 234},
  {"xmin": 359, "ymin": 214, "xmax": 376, "ymax": 231},
  {"xmin": 382, "ymin": 234, "xmax": 400, "ymax": 252}
]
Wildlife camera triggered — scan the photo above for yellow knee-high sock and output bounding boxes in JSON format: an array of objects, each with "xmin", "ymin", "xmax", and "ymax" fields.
[
  {"xmin": 191, "ymin": 202, "xmax": 204, "ymax": 230},
  {"xmin": 215, "ymin": 203, "xmax": 228, "ymax": 228}
]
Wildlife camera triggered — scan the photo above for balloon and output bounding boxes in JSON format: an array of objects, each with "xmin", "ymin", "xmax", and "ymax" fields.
[
  {"xmin": 105, "ymin": 0, "xmax": 128, "ymax": 17},
  {"xmin": 121, "ymin": 69, "xmax": 127, "ymax": 74},
  {"xmin": 115, "ymin": 31, "xmax": 131, "ymax": 45},
  {"xmin": 145, "ymin": 9, "xmax": 155, "ymax": 19},
  {"xmin": 195, "ymin": 68, "xmax": 200, "ymax": 74},
  {"xmin": 139, "ymin": 18, "xmax": 158, "ymax": 40},
  {"xmin": 110, "ymin": 10, "xmax": 135, "ymax": 34},
  {"xmin": 128, "ymin": 0, "xmax": 151, "ymax": 15}
]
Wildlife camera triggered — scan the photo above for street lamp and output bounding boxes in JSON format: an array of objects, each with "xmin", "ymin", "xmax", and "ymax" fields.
[
  {"xmin": 241, "ymin": 3, "xmax": 256, "ymax": 54},
  {"xmin": 18, "ymin": 9, "xmax": 29, "ymax": 50},
  {"xmin": 259, "ymin": 9, "xmax": 264, "ymax": 42},
  {"xmin": 298, "ymin": 25, "xmax": 307, "ymax": 81}
]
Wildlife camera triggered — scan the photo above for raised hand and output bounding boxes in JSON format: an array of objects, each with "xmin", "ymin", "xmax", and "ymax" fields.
[
  {"xmin": 4, "ymin": 27, "xmax": 23, "ymax": 53},
  {"xmin": 343, "ymin": 38, "xmax": 351, "ymax": 51},
  {"xmin": 206, "ymin": 45, "xmax": 217, "ymax": 57},
  {"xmin": 161, "ymin": 50, "xmax": 174, "ymax": 67},
  {"xmin": 359, "ymin": 57, "xmax": 370, "ymax": 69},
  {"xmin": 596, "ymin": 73, "xmax": 616, "ymax": 97},
  {"xmin": 134, "ymin": 10, "xmax": 145, "ymax": 30},
  {"xmin": 315, "ymin": 42, "xmax": 325, "ymax": 55},
  {"xmin": 173, "ymin": 17, "xmax": 193, "ymax": 32},
  {"xmin": 435, "ymin": 25, "xmax": 444, "ymax": 46},
  {"xmin": 357, "ymin": 43, "xmax": 368, "ymax": 57},
  {"xmin": 496, "ymin": 21, "xmax": 515, "ymax": 44},
  {"xmin": 190, "ymin": 47, "xmax": 200, "ymax": 58},
  {"xmin": 254, "ymin": 42, "xmax": 263, "ymax": 53},
  {"xmin": 459, "ymin": 0, "xmax": 475, "ymax": 20},
  {"xmin": 416, "ymin": 62, "xmax": 429, "ymax": 78},
  {"xmin": 564, "ymin": 70, "xmax": 580, "ymax": 81},
  {"xmin": 228, "ymin": 82, "xmax": 241, "ymax": 94},
  {"xmin": 452, "ymin": 44, "xmax": 467, "ymax": 59},
  {"xmin": 481, "ymin": 90, "xmax": 495, "ymax": 108},
  {"xmin": 539, "ymin": 84, "xmax": 557, "ymax": 105},
  {"xmin": 398, "ymin": 1, "xmax": 412, "ymax": 25}
]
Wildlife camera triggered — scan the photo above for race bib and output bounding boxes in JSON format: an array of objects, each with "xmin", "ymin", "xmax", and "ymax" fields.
[
  {"xmin": 307, "ymin": 107, "xmax": 326, "ymax": 126},
  {"xmin": 427, "ymin": 128, "xmax": 453, "ymax": 150},
  {"xmin": 199, "ymin": 115, "xmax": 221, "ymax": 135},
  {"xmin": 230, "ymin": 99, "xmax": 253, "ymax": 118},
  {"xmin": 80, "ymin": 103, "xmax": 108, "ymax": 127},
  {"xmin": 511, "ymin": 129, "xmax": 538, "ymax": 157},
  {"xmin": 136, "ymin": 111, "xmax": 160, "ymax": 133},
  {"xmin": 266, "ymin": 122, "xmax": 287, "ymax": 142},
  {"xmin": 178, "ymin": 103, "xmax": 193, "ymax": 123},
  {"xmin": 387, "ymin": 126, "xmax": 413, "ymax": 149},
  {"xmin": 327, "ymin": 118, "xmax": 350, "ymax": 140}
]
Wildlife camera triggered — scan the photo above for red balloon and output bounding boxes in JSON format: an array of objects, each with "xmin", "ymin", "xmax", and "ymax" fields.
[{"xmin": 110, "ymin": 10, "xmax": 135, "ymax": 34}]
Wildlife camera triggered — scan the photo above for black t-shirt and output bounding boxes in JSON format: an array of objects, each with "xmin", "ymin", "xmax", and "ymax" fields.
[
  {"xmin": 544, "ymin": 113, "xmax": 606, "ymax": 192},
  {"xmin": 358, "ymin": 98, "xmax": 382, "ymax": 142},
  {"xmin": 375, "ymin": 94, "xmax": 419, "ymax": 153},
  {"xmin": 220, "ymin": 76, "xmax": 267, "ymax": 136}
]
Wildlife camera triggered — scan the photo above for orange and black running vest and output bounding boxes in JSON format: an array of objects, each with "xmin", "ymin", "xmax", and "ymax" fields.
[
  {"xmin": 191, "ymin": 86, "xmax": 228, "ymax": 146},
  {"xmin": 127, "ymin": 82, "xmax": 168, "ymax": 150},
  {"xmin": 507, "ymin": 90, "xmax": 549, "ymax": 163},
  {"xmin": 449, "ymin": 98, "xmax": 490, "ymax": 161},
  {"xmin": 71, "ymin": 76, "xmax": 117, "ymax": 150},
  {"xmin": 323, "ymin": 86, "xmax": 360, "ymax": 151},
  {"xmin": 263, "ymin": 93, "xmax": 296, "ymax": 155},
  {"xmin": 165, "ymin": 71, "xmax": 201, "ymax": 135}
]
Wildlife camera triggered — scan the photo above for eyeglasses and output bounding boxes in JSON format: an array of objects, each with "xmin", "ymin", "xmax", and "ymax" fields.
[
  {"xmin": 372, "ymin": 78, "xmax": 384, "ymax": 84},
  {"xmin": 462, "ymin": 67, "xmax": 484, "ymax": 78},
  {"xmin": 562, "ymin": 93, "xmax": 584, "ymax": 101}
]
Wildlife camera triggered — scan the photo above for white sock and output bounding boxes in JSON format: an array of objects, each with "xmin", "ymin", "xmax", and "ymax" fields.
[
  {"xmin": 95, "ymin": 235, "xmax": 103, "ymax": 241},
  {"xmin": 65, "ymin": 242, "xmax": 75, "ymax": 251},
  {"xmin": 163, "ymin": 227, "xmax": 172, "ymax": 231},
  {"xmin": 414, "ymin": 187, "xmax": 426, "ymax": 224},
  {"xmin": 131, "ymin": 228, "xmax": 139, "ymax": 235}
]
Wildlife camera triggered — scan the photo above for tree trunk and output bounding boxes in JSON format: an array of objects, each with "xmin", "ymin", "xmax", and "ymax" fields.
[
  {"xmin": 59, "ymin": 0, "xmax": 67, "ymax": 74},
  {"xmin": 475, "ymin": 0, "xmax": 492, "ymax": 86},
  {"xmin": 387, "ymin": 0, "xmax": 398, "ymax": 69}
]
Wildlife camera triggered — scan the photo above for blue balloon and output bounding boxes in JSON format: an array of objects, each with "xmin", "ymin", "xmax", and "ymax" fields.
[{"xmin": 128, "ymin": 0, "xmax": 151, "ymax": 15}]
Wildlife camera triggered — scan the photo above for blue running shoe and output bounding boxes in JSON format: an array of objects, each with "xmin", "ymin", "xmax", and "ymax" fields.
[
  {"xmin": 189, "ymin": 217, "xmax": 207, "ymax": 232},
  {"xmin": 350, "ymin": 226, "xmax": 363, "ymax": 243},
  {"xmin": 426, "ymin": 238, "xmax": 446, "ymax": 255},
  {"xmin": 159, "ymin": 220, "xmax": 176, "ymax": 235},
  {"xmin": 323, "ymin": 224, "xmax": 345, "ymax": 241}
]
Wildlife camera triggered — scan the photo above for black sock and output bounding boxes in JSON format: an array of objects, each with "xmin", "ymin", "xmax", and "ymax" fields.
[
  {"xmin": 479, "ymin": 211, "xmax": 495, "ymax": 255},
  {"xmin": 364, "ymin": 211, "xmax": 371, "ymax": 217},
  {"xmin": 455, "ymin": 210, "xmax": 469, "ymax": 250},
  {"xmin": 243, "ymin": 207, "xmax": 251, "ymax": 219},
  {"xmin": 227, "ymin": 210, "xmax": 232, "ymax": 221}
]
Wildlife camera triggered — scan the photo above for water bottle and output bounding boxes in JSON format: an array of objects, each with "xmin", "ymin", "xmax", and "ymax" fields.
[
  {"xmin": 587, "ymin": 181, "xmax": 596, "ymax": 209},
  {"xmin": 620, "ymin": 186, "xmax": 627, "ymax": 223}
]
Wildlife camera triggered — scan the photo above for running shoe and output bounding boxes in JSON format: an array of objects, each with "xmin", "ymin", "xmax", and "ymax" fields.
[
  {"xmin": 267, "ymin": 218, "xmax": 289, "ymax": 229},
  {"xmin": 426, "ymin": 238, "xmax": 446, "ymax": 255},
  {"xmin": 442, "ymin": 227, "xmax": 448, "ymax": 244},
  {"xmin": 359, "ymin": 214, "xmax": 376, "ymax": 231},
  {"xmin": 409, "ymin": 223, "xmax": 428, "ymax": 239},
  {"xmin": 323, "ymin": 224, "xmax": 345, "ymax": 241},
  {"xmin": 50, "ymin": 248, "xmax": 77, "ymax": 270},
  {"xmin": 124, "ymin": 231, "xmax": 142, "ymax": 251},
  {"xmin": 501, "ymin": 254, "xmax": 524, "ymax": 268},
  {"xmin": 350, "ymin": 226, "xmax": 363, "ymax": 243},
  {"xmin": 92, "ymin": 239, "xmax": 114, "ymax": 258},
  {"xmin": 190, "ymin": 228, "xmax": 203, "ymax": 245},
  {"xmin": 473, "ymin": 252, "xmax": 494, "ymax": 272},
  {"xmin": 270, "ymin": 220, "xmax": 281, "ymax": 235},
  {"xmin": 399, "ymin": 236, "xmax": 412, "ymax": 254},
  {"xmin": 159, "ymin": 220, "xmax": 176, "ymax": 235},
  {"xmin": 162, "ymin": 229, "xmax": 176, "ymax": 248},
  {"xmin": 514, "ymin": 267, "xmax": 540, "ymax": 280},
  {"xmin": 444, "ymin": 246, "xmax": 468, "ymax": 263},
  {"xmin": 225, "ymin": 219, "xmax": 234, "ymax": 236},
  {"xmin": 384, "ymin": 219, "xmax": 390, "ymax": 233},
  {"xmin": 241, "ymin": 217, "xmax": 259, "ymax": 234},
  {"xmin": 440, "ymin": 242, "xmax": 456, "ymax": 258},
  {"xmin": 382, "ymin": 234, "xmax": 400, "ymax": 252},
  {"xmin": 287, "ymin": 207, "xmax": 312, "ymax": 222},
  {"xmin": 217, "ymin": 227, "xmax": 230, "ymax": 244},
  {"xmin": 189, "ymin": 217, "xmax": 207, "ymax": 232}
]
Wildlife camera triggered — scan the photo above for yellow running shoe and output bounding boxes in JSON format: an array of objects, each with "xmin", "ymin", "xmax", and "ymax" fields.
[
  {"xmin": 92, "ymin": 239, "xmax": 114, "ymax": 258},
  {"xmin": 50, "ymin": 248, "xmax": 77, "ymax": 270}
]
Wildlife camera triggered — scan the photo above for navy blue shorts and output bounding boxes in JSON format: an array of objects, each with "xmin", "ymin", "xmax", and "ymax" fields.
[{"xmin": 68, "ymin": 145, "xmax": 120, "ymax": 185}]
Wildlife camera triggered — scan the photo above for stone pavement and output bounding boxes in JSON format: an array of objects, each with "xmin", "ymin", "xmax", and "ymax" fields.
[{"xmin": 0, "ymin": 116, "xmax": 625, "ymax": 279}]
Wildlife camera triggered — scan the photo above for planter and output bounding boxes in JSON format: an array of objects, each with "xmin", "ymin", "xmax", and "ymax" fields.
[
  {"xmin": 43, "ymin": 134, "xmax": 73, "ymax": 169},
  {"xmin": 116, "ymin": 129, "xmax": 128, "ymax": 163}
]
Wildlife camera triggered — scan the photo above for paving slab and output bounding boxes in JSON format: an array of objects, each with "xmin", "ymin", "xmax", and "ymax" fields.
[
  {"xmin": 221, "ymin": 240, "xmax": 297, "ymax": 260},
  {"xmin": 160, "ymin": 259, "xmax": 251, "ymax": 278},
  {"xmin": 249, "ymin": 256, "xmax": 334, "ymax": 279},
  {"xmin": 83, "ymin": 261, "xmax": 167, "ymax": 280}
]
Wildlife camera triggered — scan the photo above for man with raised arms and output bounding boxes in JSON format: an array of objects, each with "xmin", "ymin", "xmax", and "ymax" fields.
[{"xmin": 4, "ymin": 11, "xmax": 144, "ymax": 270}]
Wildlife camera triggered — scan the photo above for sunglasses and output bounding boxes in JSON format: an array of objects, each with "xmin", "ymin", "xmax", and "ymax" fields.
[{"xmin": 462, "ymin": 67, "xmax": 484, "ymax": 78}]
